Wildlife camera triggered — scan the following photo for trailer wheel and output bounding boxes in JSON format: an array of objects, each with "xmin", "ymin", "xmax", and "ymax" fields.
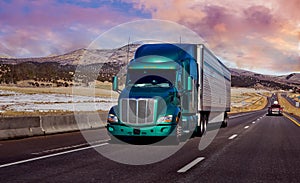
[
  {"xmin": 221, "ymin": 113, "xmax": 228, "ymax": 128},
  {"xmin": 202, "ymin": 114, "xmax": 208, "ymax": 136},
  {"xmin": 195, "ymin": 114, "xmax": 208, "ymax": 137}
]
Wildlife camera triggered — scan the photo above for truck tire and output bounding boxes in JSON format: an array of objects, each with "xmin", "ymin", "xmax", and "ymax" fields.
[
  {"xmin": 202, "ymin": 114, "xmax": 208, "ymax": 136},
  {"xmin": 165, "ymin": 124, "xmax": 181, "ymax": 145},
  {"xmin": 176, "ymin": 123, "xmax": 182, "ymax": 140},
  {"xmin": 221, "ymin": 113, "xmax": 228, "ymax": 128},
  {"xmin": 195, "ymin": 114, "xmax": 208, "ymax": 137}
]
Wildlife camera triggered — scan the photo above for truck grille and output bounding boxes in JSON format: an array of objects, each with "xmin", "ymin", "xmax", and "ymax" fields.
[{"xmin": 120, "ymin": 98, "xmax": 155, "ymax": 125}]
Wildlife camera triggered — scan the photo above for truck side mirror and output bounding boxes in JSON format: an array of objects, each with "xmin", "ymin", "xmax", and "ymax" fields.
[
  {"xmin": 187, "ymin": 76, "xmax": 193, "ymax": 92},
  {"xmin": 112, "ymin": 76, "xmax": 119, "ymax": 92}
]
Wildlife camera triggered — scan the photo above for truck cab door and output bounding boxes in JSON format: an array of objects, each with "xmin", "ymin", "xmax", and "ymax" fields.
[{"xmin": 181, "ymin": 59, "xmax": 198, "ymax": 114}]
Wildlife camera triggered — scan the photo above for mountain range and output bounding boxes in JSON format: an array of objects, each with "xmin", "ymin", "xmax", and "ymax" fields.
[
  {"xmin": 0, "ymin": 46, "xmax": 299, "ymax": 92},
  {"xmin": 230, "ymin": 68, "xmax": 300, "ymax": 91}
]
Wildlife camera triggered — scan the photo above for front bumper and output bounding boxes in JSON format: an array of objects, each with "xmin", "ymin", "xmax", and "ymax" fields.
[
  {"xmin": 268, "ymin": 110, "xmax": 282, "ymax": 115},
  {"xmin": 106, "ymin": 123, "xmax": 176, "ymax": 137}
]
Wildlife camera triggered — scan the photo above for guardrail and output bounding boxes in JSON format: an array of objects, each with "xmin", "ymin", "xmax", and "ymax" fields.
[
  {"xmin": 281, "ymin": 94, "xmax": 299, "ymax": 108},
  {"xmin": 0, "ymin": 112, "xmax": 107, "ymax": 140}
]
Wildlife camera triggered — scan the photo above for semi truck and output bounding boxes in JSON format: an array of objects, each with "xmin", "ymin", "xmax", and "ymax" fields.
[{"xmin": 106, "ymin": 43, "xmax": 231, "ymax": 143}]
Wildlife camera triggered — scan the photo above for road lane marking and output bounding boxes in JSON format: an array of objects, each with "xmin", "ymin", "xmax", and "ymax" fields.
[
  {"xmin": 244, "ymin": 126, "xmax": 249, "ymax": 129},
  {"xmin": 228, "ymin": 134, "xmax": 238, "ymax": 140},
  {"xmin": 177, "ymin": 157, "xmax": 205, "ymax": 173},
  {"xmin": 252, "ymin": 121, "xmax": 256, "ymax": 124},
  {"xmin": 229, "ymin": 112, "xmax": 257, "ymax": 119},
  {"xmin": 31, "ymin": 139, "xmax": 109, "ymax": 155},
  {"xmin": 0, "ymin": 143, "xmax": 108, "ymax": 169},
  {"xmin": 283, "ymin": 113, "xmax": 300, "ymax": 127}
]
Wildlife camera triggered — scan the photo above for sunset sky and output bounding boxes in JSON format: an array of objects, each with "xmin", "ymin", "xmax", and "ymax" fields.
[{"xmin": 0, "ymin": 0, "xmax": 299, "ymax": 74}]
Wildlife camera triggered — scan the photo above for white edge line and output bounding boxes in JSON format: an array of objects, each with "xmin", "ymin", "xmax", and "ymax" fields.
[
  {"xmin": 228, "ymin": 134, "xmax": 238, "ymax": 140},
  {"xmin": 177, "ymin": 157, "xmax": 205, "ymax": 173},
  {"xmin": 31, "ymin": 139, "xmax": 110, "ymax": 155},
  {"xmin": 229, "ymin": 113, "xmax": 251, "ymax": 119},
  {"xmin": 0, "ymin": 143, "xmax": 108, "ymax": 169},
  {"xmin": 229, "ymin": 111, "xmax": 261, "ymax": 119}
]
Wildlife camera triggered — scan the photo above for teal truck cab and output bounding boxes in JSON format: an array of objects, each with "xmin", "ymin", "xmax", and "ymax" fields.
[{"xmin": 107, "ymin": 43, "xmax": 231, "ymax": 143}]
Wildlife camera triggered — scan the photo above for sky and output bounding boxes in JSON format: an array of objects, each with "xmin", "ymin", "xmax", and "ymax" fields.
[{"xmin": 0, "ymin": 0, "xmax": 299, "ymax": 75}]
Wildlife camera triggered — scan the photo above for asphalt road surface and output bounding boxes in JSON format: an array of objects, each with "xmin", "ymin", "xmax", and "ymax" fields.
[{"xmin": 0, "ymin": 109, "xmax": 299, "ymax": 183}]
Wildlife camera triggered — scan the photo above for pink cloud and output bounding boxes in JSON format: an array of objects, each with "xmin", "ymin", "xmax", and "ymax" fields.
[
  {"xmin": 0, "ymin": 0, "xmax": 142, "ymax": 57},
  {"xmin": 126, "ymin": 0, "xmax": 299, "ymax": 74},
  {"xmin": 0, "ymin": 0, "xmax": 299, "ymax": 74}
]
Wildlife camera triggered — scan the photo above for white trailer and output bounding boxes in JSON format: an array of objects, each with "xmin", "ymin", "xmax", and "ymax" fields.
[{"xmin": 175, "ymin": 44, "xmax": 231, "ymax": 135}]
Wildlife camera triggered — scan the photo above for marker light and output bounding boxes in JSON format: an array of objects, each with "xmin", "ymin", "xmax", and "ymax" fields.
[{"xmin": 107, "ymin": 114, "xmax": 118, "ymax": 123}]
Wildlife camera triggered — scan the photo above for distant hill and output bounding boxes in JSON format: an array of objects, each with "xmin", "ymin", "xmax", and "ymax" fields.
[
  {"xmin": 0, "ymin": 45, "xmax": 299, "ymax": 92},
  {"xmin": 230, "ymin": 68, "xmax": 300, "ymax": 92},
  {"xmin": 0, "ymin": 44, "xmax": 140, "ymax": 65}
]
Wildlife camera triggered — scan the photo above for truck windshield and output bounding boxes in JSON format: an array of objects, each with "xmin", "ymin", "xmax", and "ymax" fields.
[{"xmin": 126, "ymin": 69, "xmax": 176, "ymax": 88}]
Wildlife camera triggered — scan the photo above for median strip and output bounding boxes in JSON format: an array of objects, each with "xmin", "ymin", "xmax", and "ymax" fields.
[
  {"xmin": 0, "ymin": 143, "xmax": 108, "ymax": 168},
  {"xmin": 177, "ymin": 157, "xmax": 205, "ymax": 173},
  {"xmin": 283, "ymin": 113, "xmax": 300, "ymax": 127}
]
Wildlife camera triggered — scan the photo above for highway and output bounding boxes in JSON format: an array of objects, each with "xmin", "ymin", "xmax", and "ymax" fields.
[{"xmin": 0, "ymin": 109, "xmax": 299, "ymax": 182}]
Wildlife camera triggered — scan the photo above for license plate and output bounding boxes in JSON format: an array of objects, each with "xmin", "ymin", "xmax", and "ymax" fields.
[{"xmin": 133, "ymin": 129, "xmax": 140, "ymax": 135}]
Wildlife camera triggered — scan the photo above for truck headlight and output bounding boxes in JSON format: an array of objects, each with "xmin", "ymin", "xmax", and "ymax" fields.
[
  {"xmin": 157, "ymin": 115, "xmax": 173, "ymax": 123},
  {"xmin": 107, "ymin": 114, "xmax": 118, "ymax": 123}
]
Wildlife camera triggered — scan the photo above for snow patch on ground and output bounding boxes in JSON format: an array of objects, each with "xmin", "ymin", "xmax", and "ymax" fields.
[{"xmin": 0, "ymin": 90, "xmax": 117, "ymax": 112}]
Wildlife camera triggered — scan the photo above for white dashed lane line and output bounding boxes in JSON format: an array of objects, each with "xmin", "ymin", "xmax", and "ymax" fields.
[
  {"xmin": 178, "ymin": 114, "xmax": 262, "ymax": 173},
  {"xmin": 228, "ymin": 134, "xmax": 238, "ymax": 140},
  {"xmin": 177, "ymin": 157, "xmax": 205, "ymax": 173}
]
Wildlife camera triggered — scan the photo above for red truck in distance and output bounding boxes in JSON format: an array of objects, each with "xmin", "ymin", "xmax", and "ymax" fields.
[{"xmin": 268, "ymin": 101, "xmax": 283, "ymax": 116}]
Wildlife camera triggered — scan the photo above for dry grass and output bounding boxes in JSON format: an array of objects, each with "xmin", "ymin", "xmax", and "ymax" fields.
[
  {"xmin": 230, "ymin": 93, "xmax": 268, "ymax": 114},
  {"xmin": 230, "ymin": 87, "xmax": 270, "ymax": 114},
  {"xmin": 0, "ymin": 84, "xmax": 118, "ymax": 117},
  {"xmin": 0, "ymin": 110, "xmax": 73, "ymax": 117},
  {"xmin": 0, "ymin": 83, "xmax": 118, "ymax": 98},
  {"xmin": 0, "ymin": 85, "xmax": 271, "ymax": 116},
  {"xmin": 278, "ymin": 93, "xmax": 300, "ymax": 117}
]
